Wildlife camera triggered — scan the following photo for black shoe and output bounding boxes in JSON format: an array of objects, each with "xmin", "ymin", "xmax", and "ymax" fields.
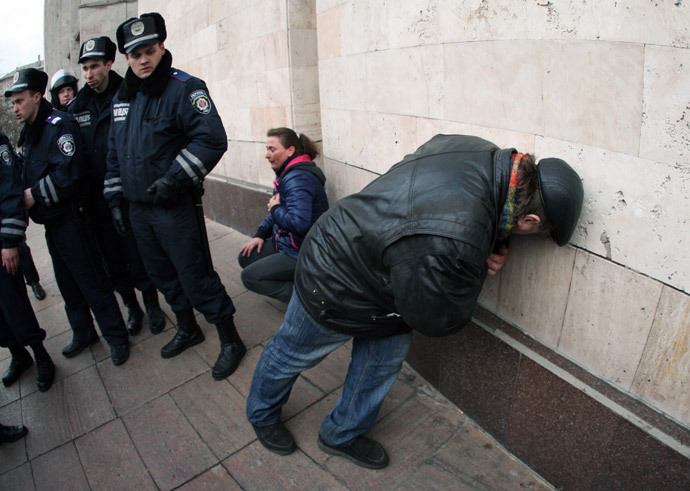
[
  {"xmin": 317, "ymin": 434, "xmax": 389, "ymax": 469},
  {"xmin": 212, "ymin": 340, "xmax": 246, "ymax": 380},
  {"xmin": 110, "ymin": 344, "xmax": 130, "ymax": 366},
  {"xmin": 143, "ymin": 290, "xmax": 166, "ymax": 334},
  {"xmin": 252, "ymin": 423, "xmax": 296, "ymax": 455},
  {"xmin": 35, "ymin": 355, "xmax": 55, "ymax": 392},
  {"xmin": 0, "ymin": 424, "xmax": 28, "ymax": 444},
  {"xmin": 61, "ymin": 331, "xmax": 99, "ymax": 358},
  {"xmin": 30, "ymin": 282, "xmax": 46, "ymax": 301},
  {"xmin": 2, "ymin": 347, "xmax": 33, "ymax": 387}
]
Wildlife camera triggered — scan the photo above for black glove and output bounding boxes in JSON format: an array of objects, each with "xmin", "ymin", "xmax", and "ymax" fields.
[
  {"xmin": 147, "ymin": 176, "xmax": 182, "ymax": 208},
  {"xmin": 111, "ymin": 206, "xmax": 130, "ymax": 237}
]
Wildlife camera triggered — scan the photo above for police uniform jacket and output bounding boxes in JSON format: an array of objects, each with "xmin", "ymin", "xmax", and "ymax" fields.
[
  {"xmin": 104, "ymin": 51, "xmax": 227, "ymax": 206},
  {"xmin": 19, "ymin": 99, "xmax": 85, "ymax": 224},
  {"xmin": 255, "ymin": 155, "xmax": 329, "ymax": 260},
  {"xmin": 294, "ymin": 134, "xmax": 513, "ymax": 339},
  {"xmin": 70, "ymin": 71, "xmax": 123, "ymax": 202},
  {"xmin": 0, "ymin": 133, "xmax": 27, "ymax": 248}
]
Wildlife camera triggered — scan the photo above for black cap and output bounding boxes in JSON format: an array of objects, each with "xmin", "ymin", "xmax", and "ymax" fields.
[
  {"xmin": 79, "ymin": 36, "xmax": 117, "ymax": 63},
  {"xmin": 537, "ymin": 158, "xmax": 584, "ymax": 246},
  {"xmin": 116, "ymin": 12, "xmax": 167, "ymax": 54},
  {"xmin": 4, "ymin": 68, "xmax": 48, "ymax": 97}
]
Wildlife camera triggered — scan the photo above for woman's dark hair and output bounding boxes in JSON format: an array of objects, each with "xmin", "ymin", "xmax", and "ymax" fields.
[
  {"xmin": 267, "ymin": 127, "xmax": 319, "ymax": 160},
  {"xmin": 516, "ymin": 153, "xmax": 551, "ymax": 234}
]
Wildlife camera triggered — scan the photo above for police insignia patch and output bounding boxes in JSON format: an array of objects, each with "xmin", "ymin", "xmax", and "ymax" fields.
[
  {"xmin": 131, "ymin": 21, "xmax": 145, "ymax": 36},
  {"xmin": 0, "ymin": 145, "xmax": 11, "ymax": 166},
  {"xmin": 58, "ymin": 134, "xmax": 75, "ymax": 157},
  {"xmin": 85, "ymin": 39, "xmax": 96, "ymax": 52},
  {"xmin": 190, "ymin": 90, "xmax": 212, "ymax": 114},
  {"xmin": 12, "ymin": 72, "xmax": 19, "ymax": 83}
]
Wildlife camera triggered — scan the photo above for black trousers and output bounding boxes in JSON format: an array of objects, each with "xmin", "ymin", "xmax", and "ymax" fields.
[
  {"xmin": 129, "ymin": 195, "xmax": 235, "ymax": 324},
  {"xmin": 238, "ymin": 239, "xmax": 296, "ymax": 303},
  {"xmin": 89, "ymin": 197, "xmax": 154, "ymax": 296},
  {"xmin": 0, "ymin": 262, "xmax": 46, "ymax": 348},
  {"xmin": 45, "ymin": 213, "xmax": 128, "ymax": 346}
]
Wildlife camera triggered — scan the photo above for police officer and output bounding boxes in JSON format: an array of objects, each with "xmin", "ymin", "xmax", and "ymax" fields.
[
  {"xmin": 106, "ymin": 13, "xmax": 245, "ymax": 380},
  {"xmin": 5, "ymin": 68, "xmax": 130, "ymax": 365},
  {"xmin": 49, "ymin": 69, "xmax": 78, "ymax": 111},
  {"xmin": 72, "ymin": 36, "xmax": 166, "ymax": 336},
  {"xmin": 0, "ymin": 131, "xmax": 54, "ymax": 391}
]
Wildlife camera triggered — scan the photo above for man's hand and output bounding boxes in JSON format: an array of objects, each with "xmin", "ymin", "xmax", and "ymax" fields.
[
  {"xmin": 2, "ymin": 247, "xmax": 20, "ymax": 275},
  {"xmin": 111, "ymin": 207, "xmax": 130, "ymax": 237},
  {"xmin": 147, "ymin": 176, "xmax": 182, "ymax": 208},
  {"xmin": 240, "ymin": 237, "xmax": 265, "ymax": 257},
  {"xmin": 23, "ymin": 188, "xmax": 35, "ymax": 210},
  {"xmin": 487, "ymin": 244, "xmax": 509, "ymax": 276},
  {"xmin": 267, "ymin": 193, "xmax": 280, "ymax": 212}
]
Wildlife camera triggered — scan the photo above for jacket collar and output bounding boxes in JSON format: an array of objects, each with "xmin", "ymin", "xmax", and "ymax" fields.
[
  {"xmin": 73, "ymin": 71, "xmax": 123, "ymax": 113},
  {"xmin": 118, "ymin": 49, "xmax": 173, "ymax": 101}
]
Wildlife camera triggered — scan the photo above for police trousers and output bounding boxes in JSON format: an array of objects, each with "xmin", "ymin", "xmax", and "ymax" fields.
[
  {"xmin": 128, "ymin": 195, "xmax": 235, "ymax": 324},
  {"xmin": 0, "ymin": 262, "xmax": 46, "ymax": 347},
  {"xmin": 45, "ymin": 212, "xmax": 128, "ymax": 346}
]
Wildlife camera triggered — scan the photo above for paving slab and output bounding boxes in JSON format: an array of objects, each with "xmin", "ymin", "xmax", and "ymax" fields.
[{"xmin": 31, "ymin": 442, "xmax": 90, "ymax": 490}]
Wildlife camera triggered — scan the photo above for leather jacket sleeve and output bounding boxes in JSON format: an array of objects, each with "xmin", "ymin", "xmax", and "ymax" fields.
[{"xmin": 382, "ymin": 234, "xmax": 487, "ymax": 337}]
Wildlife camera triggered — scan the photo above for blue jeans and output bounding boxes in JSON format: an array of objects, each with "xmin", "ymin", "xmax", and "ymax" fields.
[{"xmin": 247, "ymin": 291, "xmax": 413, "ymax": 446}]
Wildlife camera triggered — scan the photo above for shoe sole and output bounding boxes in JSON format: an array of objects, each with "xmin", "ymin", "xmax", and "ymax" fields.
[
  {"xmin": 160, "ymin": 334, "xmax": 205, "ymax": 359},
  {"xmin": 62, "ymin": 336, "xmax": 99, "ymax": 358},
  {"xmin": 317, "ymin": 438, "xmax": 388, "ymax": 470}
]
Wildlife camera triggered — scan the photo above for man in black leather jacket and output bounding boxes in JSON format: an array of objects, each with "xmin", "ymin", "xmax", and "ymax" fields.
[{"xmin": 247, "ymin": 134, "xmax": 584, "ymax": 469}]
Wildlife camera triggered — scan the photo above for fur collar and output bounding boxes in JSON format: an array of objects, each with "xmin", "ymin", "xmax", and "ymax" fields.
[{"xmin": 118, "ymin": 50, "xmax": 173, "ymax": 101}]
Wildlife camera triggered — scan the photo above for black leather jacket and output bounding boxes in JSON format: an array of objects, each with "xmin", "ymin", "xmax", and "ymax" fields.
[{"xmin": 294, "ymin": 134, "xmax": 513, "ymax": 338}]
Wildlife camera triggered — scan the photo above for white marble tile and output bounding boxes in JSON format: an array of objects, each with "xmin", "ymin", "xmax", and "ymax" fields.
[
  {"xmin": 339, "ymin": 0, "xmax": 389, "ymax": 56},
  {"xmin": 639, "ymin": 45, "xmax": 690, "ymax": 166},
  {"xmin": 321, "ymin": 108, "xmax": 353, "ymax": 164},
  {"xmin": 289, "ymin": 29, "xmax": 319, "ymax": 67},
  {"xmin": 349, "ymin": 111, "xmax": 418, "ymax": 174},
  {"xmin": 290, "ymin": 65, "xmax": 320, "ymax": 106},
  {"xmin": 414, "ymin": 118, "xmax": 535, "ymax": 153},
  {"xmin": 632, "ymin": 286, "xmax": 690, "ymax": 427},
  {"xmin": 287, "ymin": 0, "xmax": 317, "ymax": 29},
  {"xmin": 437, "ymin": 0, "xmax": 529, "ymax": 44},
  {"xmin": 386, "ymin": 0, "xmax": 440, "ymax": 49},
  {"xmin": 316, "ymin": 0, "xmax": 348, "ymax": 14},
  {"xmin": 542, "ymin": 40, "xmax": 644, "ymax": 154},
  {"xmin": 220, "ymin": 141, "xmax": 265, "ymax": 183},
  {"xmin": 318, "ymin": 55, "xmax": 367, "ymax": 111},
  {"xmin": 536, "ymin": 136, "xmax": 690, "ymax": 293},
  {"xmin": 323, "ymin": 157, "xmax": 379, "ymax": 202},
  {"xmin": 559, "ymin": 251, "xmax": 662, "ymax": 391},
  {"xmin": 317, "ymin": 6, "xmax": 342, "ymax": 60},
  {"xmin": 497, "ymin": 237, "xmax": 577, "ymax": 349},
  {"xmin": 366, "ymin": 46, "xmax": 444, "ymax": 119},
  {"xmin": 443, "ymin": 40, "xmax": 544, "ymax": 136}
]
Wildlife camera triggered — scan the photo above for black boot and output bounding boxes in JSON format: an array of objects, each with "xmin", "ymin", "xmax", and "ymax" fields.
[
  {"xmin": 0, "ymin": 424, "xmax": 28, "ymax": 444},
  {"xmin": 2, "ymin": 345, "xmax": 33, "ymax": 387},
  {"xmin": 160, "ymin": 309, "xmax": 204, "ymax": 359},
  {"xmin": 30, "ymin": 343, "xmax": 55, "ymax": 392},
  {"xmin": 212, "ymin": 318, "xmax": 246, "ymax": 380},
  {"xmin": 121, "ymin": 290, "xmax": 144, "ymax": 336},
  {"xmin": 143, "ymin": 289, "xmax": 166, "ymax": 334}
]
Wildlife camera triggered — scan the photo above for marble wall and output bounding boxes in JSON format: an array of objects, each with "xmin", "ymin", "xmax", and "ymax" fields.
[{"xmin": 314, "ymin": 0, "xmax": 690, "ymax": 430}]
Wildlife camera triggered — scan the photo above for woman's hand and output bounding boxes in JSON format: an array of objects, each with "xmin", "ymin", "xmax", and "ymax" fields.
[
  {"xmin": 267, "ymin": 193, "xmax": 280, "ymax": 212},
  {"xmin": 240, "ymin": 237, "xmax": 265, "ymax": 257},
  {"xmin": 487, "ymin": 244, "xmax": 509, "ymax": 276}
]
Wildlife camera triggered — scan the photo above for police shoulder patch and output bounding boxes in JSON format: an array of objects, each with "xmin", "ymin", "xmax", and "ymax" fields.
[
  {"xmin": 170, "ymin": 70, "xmax": 192, "ymax": 82},
  {"xmin": 0, "ymin": 144, "xmax": 11, "ymax": 166},
  {"xmin": 190, "ymin": 89, "xmax": 212, "ymax": 115},
  {"xmin": 57, "ymin": 134, "xmax": 75, "ymax": 157},
  {"xmin": 45, "ymin": 115, "xmax": 62, "ymax": 125}
]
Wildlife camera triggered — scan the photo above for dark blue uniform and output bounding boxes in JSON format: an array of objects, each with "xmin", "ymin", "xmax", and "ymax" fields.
[
  {"xmin": 105, "ymin": 68, "xmax": 234, "ymax": 323},
  {"xmin": 22, "ymin": 101, "xmax": 127, "ymax": 347},
  {"xmin": 0, "ymin": 132, "xmax": 46, "ymax": 347},
  {"xmin": 71, "ymin": 72, "xmax": 153, "ymax": 296}
]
